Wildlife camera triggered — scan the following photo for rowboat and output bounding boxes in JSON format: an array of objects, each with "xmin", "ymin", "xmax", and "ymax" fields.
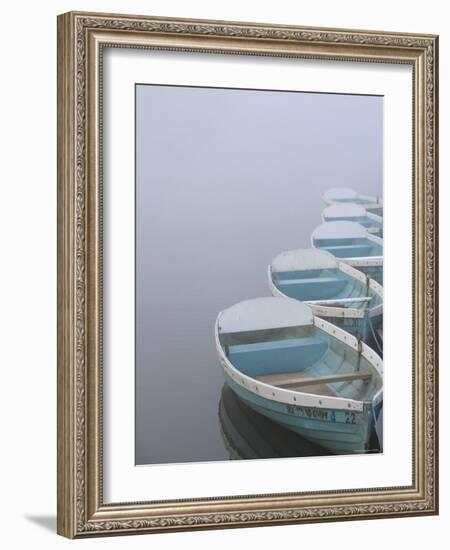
[
  {"xmin": 268, "ymin": 248, "xmax": 383, "ymax": 354},
  {"xmin": 322, "ymin": 187, "xmax": 383, "ymax": 217},
  {"xmin": 311, "ymin": 221, "xmax": 383, "ymax": 285},
  {"xmin": 322, "ymin": 203, "xmax": 383, "ymax": 236},
  {"xmin": 215, "ymin": 297, "xmax": 383, "ymax": 454},
  {"xmin": 219, "ymin": 384, "xmax": 329, "ymax": 460}
]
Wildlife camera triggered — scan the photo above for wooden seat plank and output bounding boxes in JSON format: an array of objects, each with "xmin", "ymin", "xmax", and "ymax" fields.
[{"xmin": 256, "ymin": 369, "xmax": 372, "ymax": 389}]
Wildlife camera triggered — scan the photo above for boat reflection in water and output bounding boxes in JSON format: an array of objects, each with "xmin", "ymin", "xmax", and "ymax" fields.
[{"xmin": 219, "ymin": 384, "xmax": 329, "ymax": 460}]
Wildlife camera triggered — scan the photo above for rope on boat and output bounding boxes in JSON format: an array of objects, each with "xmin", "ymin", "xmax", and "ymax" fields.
[
  {"xmin": 367, "ymin": 314, "xmax": 383, "ymax": 356},
  {"xmin": 365, "ymin": 274, "xmax": 370, "ymax": 295}
]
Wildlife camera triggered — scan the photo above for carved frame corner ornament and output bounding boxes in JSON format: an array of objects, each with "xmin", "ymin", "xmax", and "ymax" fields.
[{"xmin": 57, "ymin": 11, "xmax": 438, "ymax": 538}]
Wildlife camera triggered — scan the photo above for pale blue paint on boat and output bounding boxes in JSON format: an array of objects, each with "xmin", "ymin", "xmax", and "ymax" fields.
[
  {"xmin": 322, "ymin": 187, "xmax": 383, "ymax": 218},
  {"xmin": 269, "ymin": 249, "xmax": 383, "ymax": 353},
  {"xmin": 366, "ymin": 206, "xmax": 383, "ymax": 217},
  {"xmin": 312, "ymin": 221, "xmax": 383, "ymax": 285},
  {"xmin": 322, "ymin": 203, "xmax": 383, "ymax": 236},
  {"xmin": 314, "ymin": 239, "xmax": 381, "ymax": 258},
  {"xmin": 215, "ymin": 298, "xmax": 383, "ymax": 455},
  {"xmin": 355, "ymin": 264, "xmax": 383, "ymax": 285}
]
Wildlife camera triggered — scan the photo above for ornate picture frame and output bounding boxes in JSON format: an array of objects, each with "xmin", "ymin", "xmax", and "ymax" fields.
[{"xmin": 57, "ymin": 11, "xmax": 438, "ymax": 538}]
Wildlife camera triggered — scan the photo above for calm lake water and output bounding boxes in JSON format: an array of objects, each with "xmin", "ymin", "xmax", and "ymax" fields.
[{"xmin": 135, "ymin": 84, "xmax": 383, "ymax": 465}]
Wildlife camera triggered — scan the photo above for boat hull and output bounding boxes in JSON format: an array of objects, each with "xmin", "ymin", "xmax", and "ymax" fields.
[{"xmin": 223, "ymin": 373, "xmax": 375, "ymax": 454}]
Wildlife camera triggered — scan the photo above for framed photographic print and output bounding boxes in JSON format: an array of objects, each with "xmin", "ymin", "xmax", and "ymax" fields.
[{"xmin": 57, "ymin": 11, "xmax": 439, "ymax": 538}]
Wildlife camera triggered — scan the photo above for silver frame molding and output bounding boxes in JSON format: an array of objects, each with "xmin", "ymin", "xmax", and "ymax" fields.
[{"xmin": 57, "ymin": 11, "xmax": 439, "ymax": 538}]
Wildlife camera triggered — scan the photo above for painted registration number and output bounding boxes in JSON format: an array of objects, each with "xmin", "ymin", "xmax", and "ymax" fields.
[{"xmin": 285, "ymin": 404, "xmax": 357, "ymax": 424}]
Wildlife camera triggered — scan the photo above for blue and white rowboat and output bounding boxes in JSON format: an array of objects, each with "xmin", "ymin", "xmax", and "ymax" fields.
[
  {"xmin": 322, "ymin": 203, "xmax": 383, "ymax": 236},
  {"xmin": 215, "ymin": 297, "xmax": 383, "ymax": 454},
  {"xmin": 312, "ymin": 221, "xmax": 383, "ymax": 285},
  {"xmin": 268, "ymin": 248, "xmax": 383, "ymax": 354},
  {"xmin": 322, "ymin": 187, "xmax": 383, "ymax": 217}
]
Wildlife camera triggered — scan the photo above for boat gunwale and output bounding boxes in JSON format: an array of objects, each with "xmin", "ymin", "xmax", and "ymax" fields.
[
  {"xmin": 342, "ymin": 256, "xmax": 383, "ymax": 267},
  {"xmin": 366, "ymin": 211, "xmax": 383, "ymax": 225}
]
